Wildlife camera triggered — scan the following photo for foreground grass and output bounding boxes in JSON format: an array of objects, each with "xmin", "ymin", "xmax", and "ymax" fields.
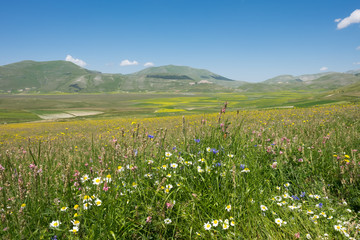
[{"xmin": 0, "ymin": 104, "xmax": 359, "ymax": 239}]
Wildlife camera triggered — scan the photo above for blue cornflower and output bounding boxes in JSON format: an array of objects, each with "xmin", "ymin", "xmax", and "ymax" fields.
[
  {"xmin": 300, "ymin": 192, "xmax": 306, "ymax": 197},
  {"xmin": 212, "ymin": 148, "xmax": 219, "ymax": 154},
  {"xmin": 215, "ymin": 162, "xmax": 221, "ymax": 167},
  {"xmin": 318, "ymin": 203, "xmax": 323, "ymax": 208},
  {"xmin": 240, "ymin": 164, "xmax": 245, "ymax": 169},
  {"xmin": 172, "ymin": 146, "xmax": 176, "ymax": 150},
  {"xmin": 194, "ymin": 139, "xmax": 200, "ymax": 143},
  {"xmin": 134, "ymin": 149, "xmax": 138, "ymax": 156},
  {"xmin": 292, "ymin": 195, "xmax": 300, "ymax": 200},
  {"xmin": 148, "ymin": 135, "xmax": 154, "ymax": 139}
]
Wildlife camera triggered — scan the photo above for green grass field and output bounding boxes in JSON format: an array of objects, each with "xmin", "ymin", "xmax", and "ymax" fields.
[
  {"xmin": 0, "ymin": 104, "xmax": 359, "ymax": 239},
  {"xmin": 1, "ymin": 90, "xmax": 357, "ymax": 124}
]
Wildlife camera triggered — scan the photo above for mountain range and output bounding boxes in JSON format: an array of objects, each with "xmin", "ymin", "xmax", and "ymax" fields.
[{"xmin": 0, "ymin": 60, "xmax": 360, "ymax": 94}]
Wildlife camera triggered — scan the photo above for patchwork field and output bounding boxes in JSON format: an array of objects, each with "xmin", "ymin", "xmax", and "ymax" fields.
[{"xmin": 0, "ymin": 104, "xmax": 359, "ymax": 239}]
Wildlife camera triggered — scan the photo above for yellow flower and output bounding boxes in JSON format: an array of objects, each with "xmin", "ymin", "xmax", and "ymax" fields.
[{"xmin": 83, "ymin": 195, "xmax": 91, "ymax": 202}]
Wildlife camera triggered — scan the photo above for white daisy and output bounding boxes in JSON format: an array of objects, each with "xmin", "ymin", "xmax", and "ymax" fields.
[
  {"xmin": 69, "ymin": 226, "xmax": 79, "ymax": 233},
  {"xmin": 50, "ymin": 220, "xmax": 61, "ymax": 228},
  {"xmin": 212, "ymin": 219, "xmax": 219, "ymax": 227},
  {"xmin": 81, "ymin": 174, "xmax": 89, "ymax": 182},
  {"xmin": 95, "ymin": 199, "xmax": 102, "ymax": 206},
  {"xmin": 204, "ymin": 222, "xmax": 211, "ymax": 230},
  {"xmin": 225, "ymin": 204, "xmax": 231, "ymax": 212},
  {"xmin": 92, "ymin": 177, "xmax": 102, "ymax": 185},
  {"xmin": 275, "ymin": 218, "xmax": 283, "ymax": 226},
  {"xmin": 260, "ymin": 205, "xmax": 268, "ymax": 211}
]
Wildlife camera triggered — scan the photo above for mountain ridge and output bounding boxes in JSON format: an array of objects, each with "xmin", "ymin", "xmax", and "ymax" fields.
[{"xmin": 0, "ymin": 60, "xmax": 360, "ymax": 93}]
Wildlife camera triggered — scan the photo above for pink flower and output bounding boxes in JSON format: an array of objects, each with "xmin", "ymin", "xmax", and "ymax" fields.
[
  {"xmin": 73, "ymin": 170, "xmax": 80, "ymax": 177},
  {"xmin": 271, "ymin": 162, "xmax": 277, "ymax": 169},
  {"xmin": 103, "ymin": 182, "xmax": 109, "ymax": 192},
  {"xmin": 294, "ymin": 232, "xmax": 300, "ymax": 238},
  {"xmin": 146, "ymin": 216, "xmax": 152, "ymax": 223},
  {"xmin": 29, "ymin": 164, "xmax": 36, "ymax": 169},
  {"xmin": 298, "ymin": 158, "xmax": 303, "ymax": 162},
  {"xmin": 166, "ymin": 202, "xmax": 174, "ymax": 209}
]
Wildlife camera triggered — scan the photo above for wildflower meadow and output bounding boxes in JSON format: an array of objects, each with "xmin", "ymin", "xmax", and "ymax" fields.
[{"xmin": 0, "ymin": 104, "xmax": 359, "ymax": 239}]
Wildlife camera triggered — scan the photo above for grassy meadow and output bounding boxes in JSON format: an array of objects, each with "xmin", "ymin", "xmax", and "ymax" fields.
[
  {"xmin": 0, "ymin": 90, "xmax": 356, "ymax": 124},
  {"xmin": 0, "ymin": 103, "xmax": 359, "ymax": 239}
]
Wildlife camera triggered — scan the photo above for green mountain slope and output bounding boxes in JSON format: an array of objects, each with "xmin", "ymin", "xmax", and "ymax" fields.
[{"xmin": 0, "ymin": 60, "xmax": 126, "ymax": 93}]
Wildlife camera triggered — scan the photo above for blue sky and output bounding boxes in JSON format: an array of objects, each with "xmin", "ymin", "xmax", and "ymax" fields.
[{"xmin": 0, "ymin": 0, "xmax": 359, "ymax": 82}]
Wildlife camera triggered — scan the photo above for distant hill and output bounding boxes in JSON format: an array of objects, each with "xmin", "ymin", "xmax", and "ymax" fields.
[
  {"xmin": 0, "ymin": 61, "xmax": 244, "ymax": 93},
  {"xmin": 239, "ymin": 72, "xmax": 360, "ymax": 92},
  {"xmin": 264, "ymin": 72, "xmax": 333, "ymax": 84},
  {"xmin": 0, "ymin": 60, "xmax": 360, "ymax": 94}
]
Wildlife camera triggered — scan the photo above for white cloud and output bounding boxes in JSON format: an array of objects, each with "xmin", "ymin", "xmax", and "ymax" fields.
[
  {"xmin": 65, "ymin": 55, "xmax": 87, "ymax": 67},
  {"xmin": 144, "ymin": 62, "xmax": 154, "ymax": 67},
  {"xmin": 356, "ymin": 46, "xmax": 360, "ymax": 50},
  {"xmin": 337, "ymin": 9, "xmax": 360, "ymax": 29},
  {"xmin": 120, "ymin": 59, "xmax": 138, "ymax": 66},
  {"xmin": 320, "ymin": 67, "xmax": 328, "ymax": 71},
  {"xmin": 334, "ymin": 18, "xmax": 342, "ymax": 23},
  {"xmin": 353, "ymin": 62, "xmax": 360, "ymax": 65}
]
